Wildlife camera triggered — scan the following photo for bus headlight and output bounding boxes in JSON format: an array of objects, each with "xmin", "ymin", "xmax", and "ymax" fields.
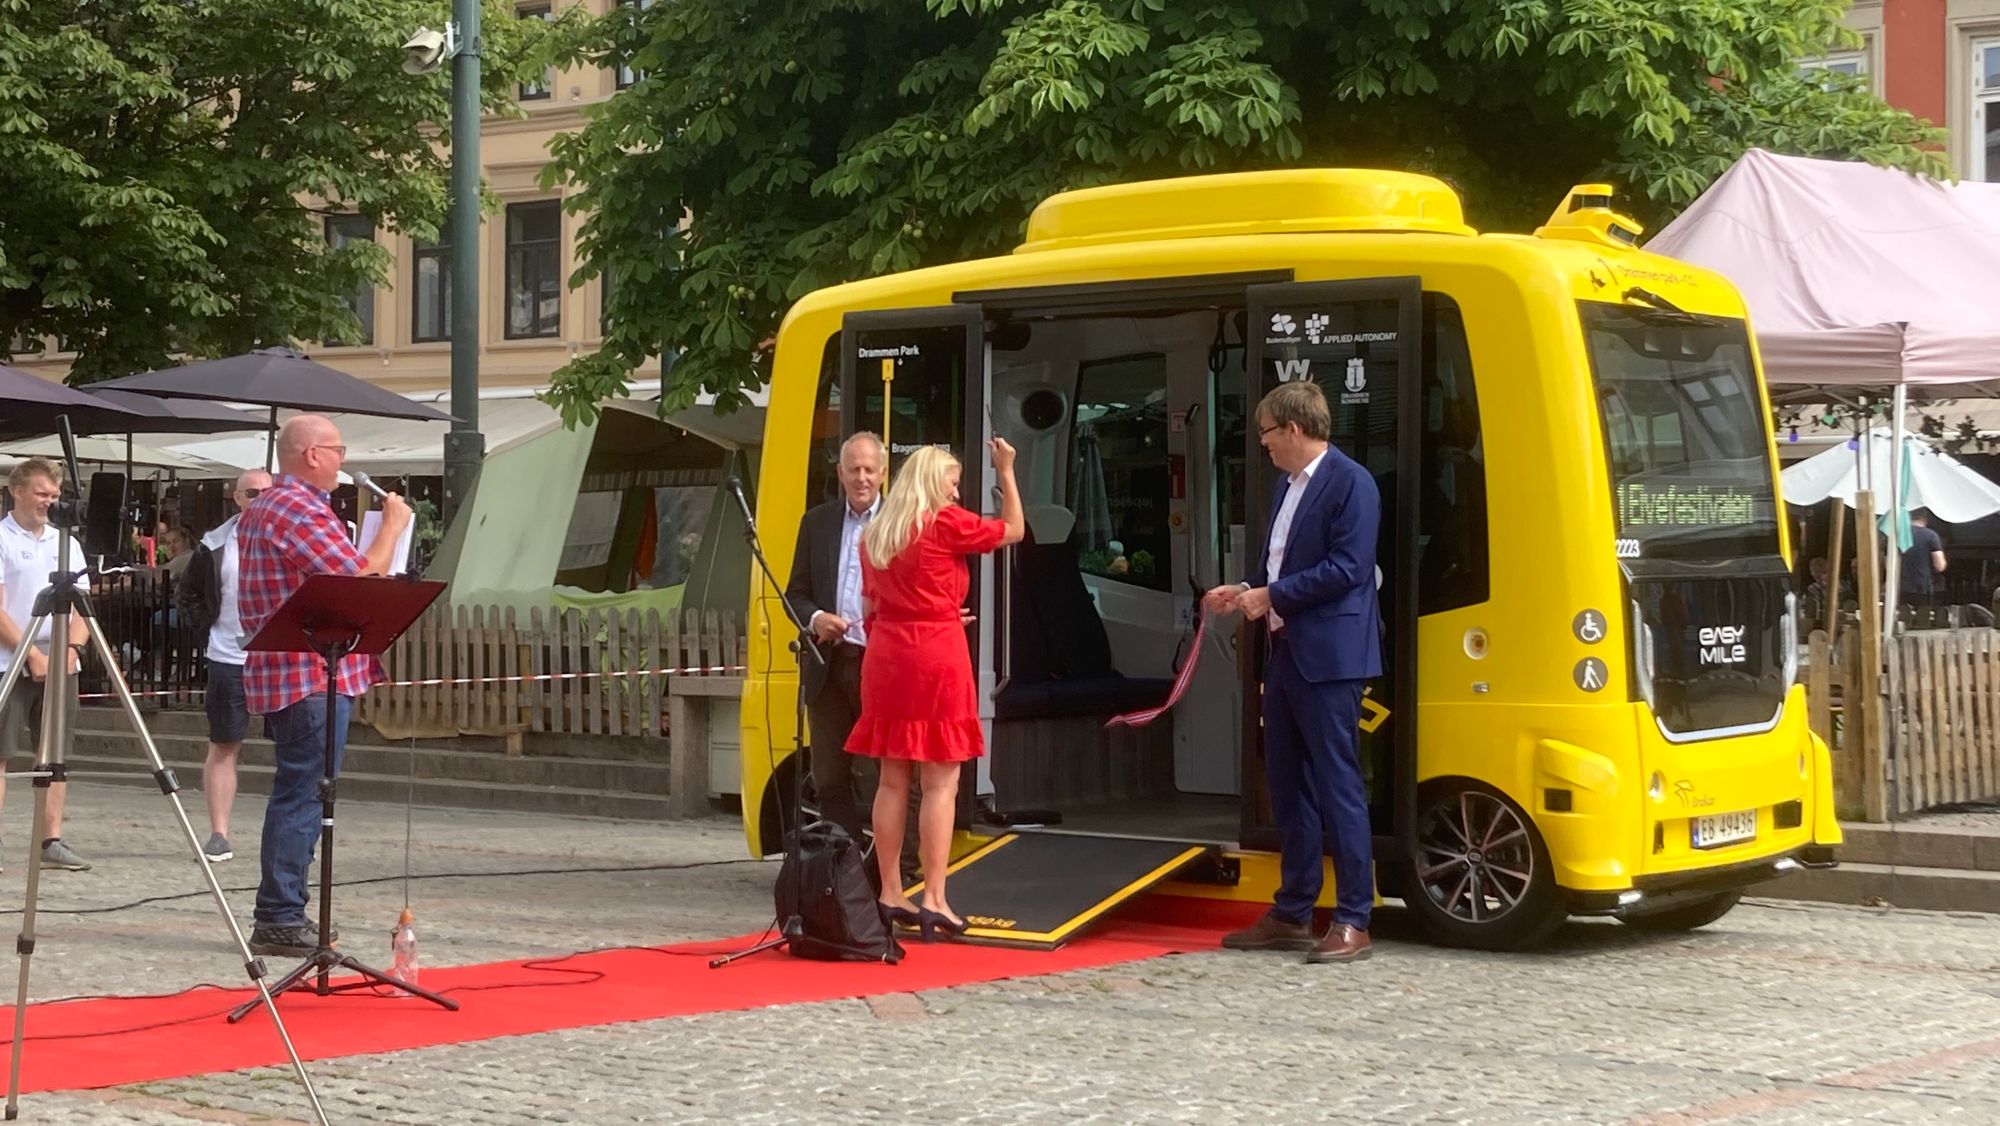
[
  {"xmin": 1631, "ymin": 600, "xmax": 1656, "ymax": 709},
  {"xmin": 1780, "ymin": 592, "xmax": 1799, "ymax": 686}
]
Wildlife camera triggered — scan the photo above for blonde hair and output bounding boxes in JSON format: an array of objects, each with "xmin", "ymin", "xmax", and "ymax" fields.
[
  {"xmin": 7, "ymin": 458, "xmax": 63, "ymax": 490},
  {"xmin": 863, "ymin": 445, "xmax": 959, "ymax": 569}
]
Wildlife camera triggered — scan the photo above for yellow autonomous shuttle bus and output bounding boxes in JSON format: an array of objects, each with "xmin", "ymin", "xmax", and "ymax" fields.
[{"xmin": 739, "ymin": 169, "xmax": 1840, "ymax": 950}]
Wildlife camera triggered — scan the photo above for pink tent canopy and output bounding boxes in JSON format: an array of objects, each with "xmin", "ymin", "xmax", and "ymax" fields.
[{"xmin": 1646, "ymin": 149, "xmax": 2000, "ymax": 389}]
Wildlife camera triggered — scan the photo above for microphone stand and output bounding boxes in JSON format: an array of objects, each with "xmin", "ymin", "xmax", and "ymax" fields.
[{"xmin": 710, "ymin": 476, "xmax": 826, "ymax": 968}]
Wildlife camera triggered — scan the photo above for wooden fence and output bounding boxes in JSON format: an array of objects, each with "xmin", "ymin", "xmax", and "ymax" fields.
[
  {"xmin": 1886, "ymin": 628, "xmax": 2000, "ymax": 815},
  {"xmin": 355, "ymin": 604, "xmax": 745, "ymax": 740},
  {"xmin": 1808, "ymin": 625, "xmax": 2000, "ymax": 820}
]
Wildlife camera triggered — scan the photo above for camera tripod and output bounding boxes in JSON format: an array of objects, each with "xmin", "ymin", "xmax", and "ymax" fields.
[{"xmin": 0, "ymin": 434, "xmax": 327, "ymax": 1124}]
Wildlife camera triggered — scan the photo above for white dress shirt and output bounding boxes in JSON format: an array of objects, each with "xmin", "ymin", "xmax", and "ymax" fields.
[
  {"xmin": 1261, "ymin": 449, "xmax": 1327, "ymax": 632},
  {"xmin": 813, "ymin": 495, "xmax": 878, "ymax": 647}
]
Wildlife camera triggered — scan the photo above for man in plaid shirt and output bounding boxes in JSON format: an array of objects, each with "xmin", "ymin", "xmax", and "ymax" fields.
[{"xmin": 237, "ymin": 415, "xmax": 412, "ymax": 956}]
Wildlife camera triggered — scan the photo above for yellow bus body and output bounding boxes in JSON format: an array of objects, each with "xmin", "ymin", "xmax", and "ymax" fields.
[{"xmin": 738, "ymin": 169, "xmax": 1839, "ymax": 943}]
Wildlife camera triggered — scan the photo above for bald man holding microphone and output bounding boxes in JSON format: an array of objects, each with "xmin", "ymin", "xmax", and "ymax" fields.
[{"xmin": 236, "ymin": 416, "xmax": 412, "ymax": 956}]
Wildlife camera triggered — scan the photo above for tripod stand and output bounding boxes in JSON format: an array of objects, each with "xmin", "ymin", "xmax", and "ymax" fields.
[
  {"xmin": 0, "ymin": 424, "xmax": 327, "ymax": 1125},
  {"xmin": 708, "ymin": 479, "xmax": 827, "ymax": 969},
  {"xmin": 226, "ymin": 574, "xmax": 455, "ymax": 1022}
]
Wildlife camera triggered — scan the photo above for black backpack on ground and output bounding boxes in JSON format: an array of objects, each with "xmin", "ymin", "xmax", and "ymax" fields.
[{"xmin": 773, "ymin": 820, "xmax": 904, "ymax": 964}]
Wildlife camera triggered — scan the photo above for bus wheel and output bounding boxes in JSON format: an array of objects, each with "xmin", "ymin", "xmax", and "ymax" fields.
[
  {"xmin": 1403, "ymin": 780, "xmax": 1563, "ymax": 950},
  {"xmin": 1618, "ymin": 891, "xmax": 1742, "ymax": 932}
]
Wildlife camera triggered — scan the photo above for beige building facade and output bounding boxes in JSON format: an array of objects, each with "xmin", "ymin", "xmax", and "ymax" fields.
[{"xmin": 18, "ymin": 0, "xmax": 652, "ymax": 399}]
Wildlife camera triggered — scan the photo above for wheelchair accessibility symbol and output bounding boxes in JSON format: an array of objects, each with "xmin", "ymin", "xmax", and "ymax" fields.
[{"xmin": 1572, "ymin": 609, "xmax": 1606, "ymax": 645}]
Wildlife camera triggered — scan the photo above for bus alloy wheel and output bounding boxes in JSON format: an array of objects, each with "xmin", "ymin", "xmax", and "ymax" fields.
[{"xmin": 1405, "ymin": 780, "xmax": 1562, "ymax": 950}]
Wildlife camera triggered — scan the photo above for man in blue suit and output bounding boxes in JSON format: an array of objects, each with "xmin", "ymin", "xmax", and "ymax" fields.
[{"xmin": 1206, "ymin": 379, "xmax": 1383, "ymax": 964}]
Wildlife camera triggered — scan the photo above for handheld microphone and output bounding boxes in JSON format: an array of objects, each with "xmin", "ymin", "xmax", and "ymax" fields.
[
  {"xmin": 725, "ymin": 476, "xmax": 755, "ymax": 531},
  {"xmin": 350, "ymin": 470, "xmax": 390, "ymax": 500}
]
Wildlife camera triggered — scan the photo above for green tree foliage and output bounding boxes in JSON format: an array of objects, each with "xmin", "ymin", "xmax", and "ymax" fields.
[
  {"xmin": 0, "ymin": 0, "xmax": 545, "ymax": 381},
  {"xmin": 543, "ymin": 0, "xmax": 1943, "ymax": 423}
]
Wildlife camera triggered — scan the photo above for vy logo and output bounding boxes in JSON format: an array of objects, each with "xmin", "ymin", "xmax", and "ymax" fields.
[{"xmin": 1275, "ymin": 359, "xmax": 1311, "ymax": 382}]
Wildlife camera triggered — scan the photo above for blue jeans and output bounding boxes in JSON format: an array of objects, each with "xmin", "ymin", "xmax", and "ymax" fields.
[
  {"xmin": 1263, "ymin": 637, "xmax": 1373, "ymax": 930},
  {"xmin": 255, "ymin": 694, "xmax": 352, "ymax": 928}
]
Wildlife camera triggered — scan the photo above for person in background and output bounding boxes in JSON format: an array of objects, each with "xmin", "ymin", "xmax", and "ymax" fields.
[
  {"xmin": 783, "ymin": 432, "xmax": 918, "ymax": 890},
  {"xmin": 237, "ymin": 417, "xmax": 410, "ymax": 955},
  {"xmin": 163, "ymin": 525, "xmax": 197, "ymax": 581},
  {"xmin": 849, "ymin": 440, "xmax": 1024, "ymax": 940},
  {"xmin": 1801, "ymin": 556, "xmax": 1831, "ymax": 633},
  {"xmin": 0, "ymin": 458, "xmax": 94, "ymax": 871},
  {"xmin": 176, "ymin": 469, "xmax": 273, "ymax": 862},
  {"xmin": 1900, "ymin": 510, "xmax": 1947, "ymax": 607}
]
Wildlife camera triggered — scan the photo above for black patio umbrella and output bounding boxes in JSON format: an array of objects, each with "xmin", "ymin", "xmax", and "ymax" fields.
[
  {"xmin": 0, "ymin": 363, "xmax": 148, "ymax": 442},
  {"xmin": 94, "ymin": 347, "xmax": 454, "ymax": 467},
  {"xmin": 74, "ymin": 388, "xmax": 273, "ymax": 483}
]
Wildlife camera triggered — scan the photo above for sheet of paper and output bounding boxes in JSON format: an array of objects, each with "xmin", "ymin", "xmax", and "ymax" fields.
[{"xmin": 356, "ymin": 511, "xmax": 415, "ymax": 576}]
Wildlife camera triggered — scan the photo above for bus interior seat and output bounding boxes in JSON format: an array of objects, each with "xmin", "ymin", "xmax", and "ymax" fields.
[{"xmin": 995, "ymin": 511, "xmax": 1175, "ymax": 721}]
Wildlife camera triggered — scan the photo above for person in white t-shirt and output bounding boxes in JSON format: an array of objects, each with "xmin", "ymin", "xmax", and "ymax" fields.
[
  {"xmin": 0, "ymin": 458, "xmax": 93, "ymax": 872},
  {"xmin": 174, "ymin": 469, "xmax": 272, "ymax": 862}
]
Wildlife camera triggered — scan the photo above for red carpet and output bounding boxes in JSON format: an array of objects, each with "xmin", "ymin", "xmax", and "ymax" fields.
[{"xmin": 0, "ymin": 896, "xmax": 1260, "ymax": 1094}]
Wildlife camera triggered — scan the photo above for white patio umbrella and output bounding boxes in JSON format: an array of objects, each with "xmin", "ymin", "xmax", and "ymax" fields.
[{"xmin": 1780, "ymin": 428, "xmax": 2000, "ymax": 523}]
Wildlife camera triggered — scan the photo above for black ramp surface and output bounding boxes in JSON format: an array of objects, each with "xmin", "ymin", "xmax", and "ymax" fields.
[{"xmin": 920, "ymin": 833, "xmax": 1211, "ymax": 949}]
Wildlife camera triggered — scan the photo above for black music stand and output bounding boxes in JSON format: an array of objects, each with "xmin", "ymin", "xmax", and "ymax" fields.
[{"xmin": 228, "ymin": 574, "xmax": 457, "ymax": 1022}]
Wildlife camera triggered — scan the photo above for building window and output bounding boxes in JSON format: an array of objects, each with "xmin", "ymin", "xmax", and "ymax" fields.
[
  {"xmin": 412, "ymin": 238, "xmax": 451, "ymax": 344},
  {"xmin": 1801, "ymin": 50, "xmax": 1865, "ymax": 78},
  {"xmin": 1978, "ymin": 40, "xmax": 2000, "ymax": 182},
  {"xmin": 505, "ymin": 200, "xmax": 563, "ymax": 339},
  {"xmin": 323, "ymin": 214, "xmax": 376, "ymax": 347},
  {"xmin": 599, "ymin": 267, "xmax": 616, "ymax": 337},
  {"xmin": 615, "ymin": 0, "xmax": 654, "ymax": 89},
  {"xmin": 518, "ymin": 3, "xmax": 554, "ymax": 100}
]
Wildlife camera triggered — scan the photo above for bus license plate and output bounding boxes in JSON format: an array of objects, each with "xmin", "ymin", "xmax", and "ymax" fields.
[{"xmin": 1691, "ymin": 810, "xmax": 1757, "ymax": 849}]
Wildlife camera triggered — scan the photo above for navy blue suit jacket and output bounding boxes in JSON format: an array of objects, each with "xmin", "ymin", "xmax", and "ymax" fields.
[{"xmin": 1245, "ymin": 446, "xmax": 1385, "ymax": 684}]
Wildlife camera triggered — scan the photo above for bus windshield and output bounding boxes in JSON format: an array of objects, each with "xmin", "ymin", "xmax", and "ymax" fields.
[{"xmin": 1582, "ymin": 303, "xmax": 1779, "ymax": 562}]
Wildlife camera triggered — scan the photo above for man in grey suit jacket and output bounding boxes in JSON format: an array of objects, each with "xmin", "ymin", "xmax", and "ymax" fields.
[
  {"xmin": 1206, "ymin": 380, "xmax": 1384, "ymax": 964},
  {"xmin": 784, "ymin": 432, "xmax": 917, "ymax": 887}
]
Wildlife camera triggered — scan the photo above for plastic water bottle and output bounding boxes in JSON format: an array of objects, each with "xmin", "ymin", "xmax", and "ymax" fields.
[{"xmin": 390, "ymin": 907, "xmax": 420, "ymax": 992}]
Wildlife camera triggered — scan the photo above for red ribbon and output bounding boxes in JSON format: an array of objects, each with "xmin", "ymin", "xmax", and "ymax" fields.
[{"xmin": 1104, "ymin": 611, "xmax": 1210, "ymax": 729}]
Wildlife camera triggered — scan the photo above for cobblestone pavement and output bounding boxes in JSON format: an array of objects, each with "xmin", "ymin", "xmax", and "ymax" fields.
[{"xmin": 3, "ymin": 788, "xmax": 2000, "ymax": 1123}]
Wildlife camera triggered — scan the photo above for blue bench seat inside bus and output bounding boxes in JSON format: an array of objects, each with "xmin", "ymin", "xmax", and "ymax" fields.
[{"xmin": 993, "ymin": 526, "xmax": 1175, "ymax": 721}]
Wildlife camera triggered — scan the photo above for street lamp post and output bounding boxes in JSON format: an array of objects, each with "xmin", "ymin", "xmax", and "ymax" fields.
[{"xmin": 441, "ymin": 0, "xmax": 485, "ymax": 521}]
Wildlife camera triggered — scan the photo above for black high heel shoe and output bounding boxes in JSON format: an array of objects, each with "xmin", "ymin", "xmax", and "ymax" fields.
[
  {"xmin": 918, "ymin": 908, "xmax": 969, "ymax": 942},
  {"xmin": 879, "ymin": 903, "xmax": 923, "ymax": 929}
]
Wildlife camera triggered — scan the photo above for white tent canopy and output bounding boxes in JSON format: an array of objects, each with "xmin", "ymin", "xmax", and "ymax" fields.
[
  {"xmin": 1647, "ymin": 149, "xmax": 2000, "ymax": 390},
  {"xmin": 1782, "ymin": 429, "xmax": 2000, "ymax": 522},
  {"xmin": 0, "ymin": 435, "xmax": 241, "ymax": 475}
]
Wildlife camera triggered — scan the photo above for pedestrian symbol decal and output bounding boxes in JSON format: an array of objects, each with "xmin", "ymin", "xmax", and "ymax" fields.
[
  {"xmin": 1574, "ymin": 657, "xmax": 1608, "ymax": 693},
  {"xmin": 1572, "ymin": 609, "xmax": 1606, "ymax": 645}
]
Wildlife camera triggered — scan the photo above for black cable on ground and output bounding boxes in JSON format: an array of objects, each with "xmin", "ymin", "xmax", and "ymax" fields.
[{"xmin": 0, "ymin": 856, "xmax": 767, "ymax": 919}]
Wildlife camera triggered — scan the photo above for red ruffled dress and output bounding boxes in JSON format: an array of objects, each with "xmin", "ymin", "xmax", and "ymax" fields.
[{"xmin": 846, "ymin": 504, "xmax": 1008, "ymax": 763}]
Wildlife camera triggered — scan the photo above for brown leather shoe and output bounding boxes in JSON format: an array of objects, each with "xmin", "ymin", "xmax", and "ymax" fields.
[
  {"xmin": 1305, "ymin": 923, "xmax": 1372, "ymax": 964},
  {"xmin": 1221, "ymin": 910, "xmax": 1315, "ymax": 951}
]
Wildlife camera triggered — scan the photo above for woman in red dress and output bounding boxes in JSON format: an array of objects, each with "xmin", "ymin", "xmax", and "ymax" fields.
[{"xmin": 848, "ymin": 439, "xmax": 1023, "ymax": 939}]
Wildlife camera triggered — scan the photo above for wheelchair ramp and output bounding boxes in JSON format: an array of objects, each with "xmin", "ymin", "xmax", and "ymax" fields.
[{"xmin": 909, "ymin": 832, "xmax": 1213, "ymax": 950}]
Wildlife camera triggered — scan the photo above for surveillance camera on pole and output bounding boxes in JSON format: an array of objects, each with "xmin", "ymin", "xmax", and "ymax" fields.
[{"xmin": 401, "ymin": 26, "xmax": 455, "ymax": 75}]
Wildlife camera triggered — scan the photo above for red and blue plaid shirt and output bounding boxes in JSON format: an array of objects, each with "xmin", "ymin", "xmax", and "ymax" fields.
[{"xmin": 237, "ymin": 474, "xmax": 381, "ymax": 715}]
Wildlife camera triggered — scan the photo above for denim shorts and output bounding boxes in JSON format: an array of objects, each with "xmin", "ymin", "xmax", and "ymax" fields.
[{"xmin": 205, "ymin": 661, "xmax": 250, "ymax": 744}]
